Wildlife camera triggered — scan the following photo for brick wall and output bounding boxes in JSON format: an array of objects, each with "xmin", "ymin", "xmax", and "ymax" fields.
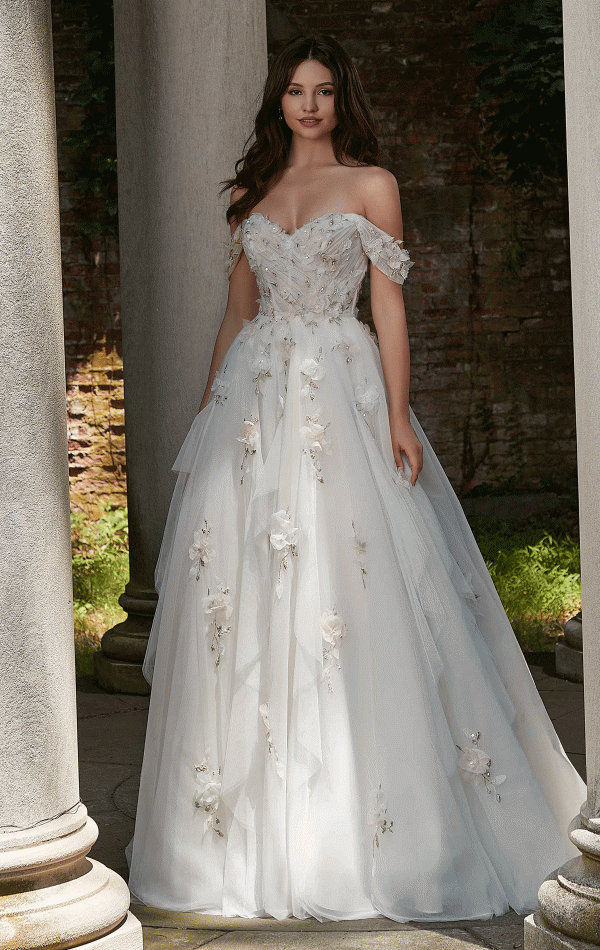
[
  {"xmin": 53, "ymin": 1, "xmax": 125, "ymax": 513},
  {"xmin": 53, "ymin": 0, "xmax": 576, "ymax": 505}
]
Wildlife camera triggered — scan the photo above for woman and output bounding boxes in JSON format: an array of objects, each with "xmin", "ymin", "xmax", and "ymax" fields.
[{"xmin": 126, "ymin": 35, "xmax": 585, "ymax": 922}]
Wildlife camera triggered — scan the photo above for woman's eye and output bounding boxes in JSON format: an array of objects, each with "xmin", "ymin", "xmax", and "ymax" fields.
[{"xmin": 319, "ymin": 89, "xmax": 334, "ymax": 96}]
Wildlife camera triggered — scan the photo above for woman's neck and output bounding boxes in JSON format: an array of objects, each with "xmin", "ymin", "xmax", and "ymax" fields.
[{"xmin": 286, "ymin": 132, "xmax": 338, "ymax": 170}]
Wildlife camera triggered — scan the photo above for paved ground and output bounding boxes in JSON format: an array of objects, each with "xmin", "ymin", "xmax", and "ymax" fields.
[{"xmin": 77, "ymin": 653, "xmax": 585, "ymax": 949}]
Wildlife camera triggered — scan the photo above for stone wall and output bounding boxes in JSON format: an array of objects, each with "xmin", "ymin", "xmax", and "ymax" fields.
[
  {"xmin": 53, "ymin": 1, "xmax": 125, "ymax": 513},
  {"xmin": 53, "ymin": 0, "xmax": 576, "ymax": 505}
]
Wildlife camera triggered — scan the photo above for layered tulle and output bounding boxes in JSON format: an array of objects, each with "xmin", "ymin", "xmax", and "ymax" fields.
[{"xmin": 126, "ymin": 212, "xmax": 585, "ymax": 921}]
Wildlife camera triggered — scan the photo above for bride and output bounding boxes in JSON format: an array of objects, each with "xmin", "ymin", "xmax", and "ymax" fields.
[{"xmin": 126, "ymin": 34, "xmax": 586, "ymax": 922}]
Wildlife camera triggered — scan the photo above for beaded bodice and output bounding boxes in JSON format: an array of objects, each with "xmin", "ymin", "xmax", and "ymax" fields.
[{"xmin": 228, "ymin": 212, "xmax": 413, "ymax": 328}]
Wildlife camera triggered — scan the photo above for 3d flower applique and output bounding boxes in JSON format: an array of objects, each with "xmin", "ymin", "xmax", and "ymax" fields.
[
  {"xmin": 274, "ymin": 334, "xmax": 296, "ymax": 367},
  {"xmin": 211, "ymin": 367, "xmax": 230, "ymax": 405},
  {"xmin": 385, "ymin": 240, "xmax": 414, "ymax": 282},
  {"xmin": 193, "ymin": 750, "xmax": 225, "ymax": 836},
  {"xmin": 321, "ymin": 608, "xmax": 347, "ymax": 692},
  {"xmin": 237, "ymin": 413, "xmax": 260, "ymax": 484},
  {"xmin": 300, "ymin": 351, "xmax": 325, "ymax": 401},
  {"xmin": 259, "ymin": 702, "xmax": 285, "ymax": 778},
  {"xmin": 367, "ymin": 783, "xmax": 394, "ymax": 857},
  {"xmin": 300, "ymin": 410, "xmax": 332, "ymax": 483},
  {"xmin": 202, "ymin": 583, "xmax": 233, "ymax": 669},
  {"xmin": 251, "ymin": 343, "xmax": 272, "ymax": 394},
  {"xmin": 351, "ymin": 521, "xmax": 367, "ymax": 588},
  {"xmin": 392, "ymin": 466, "xmax": 411, "ymax": 491},
  {"xmin": 333, "ymin": 337, "xmax": 358, "ymax": 363},
  {"xmin": 355, "ymin": 382, "xmax": 380, "ymax": 416},
  {"xmin": 269, "ymin": 508, "xmax": 299, "ymax": 598},
  {"xmin": 456, "ymin": 730, "xmax": 506, "ymax": 802},
  {"xmin": 189, "ymin": 519, "xmax": 215, "ymax": 581}
]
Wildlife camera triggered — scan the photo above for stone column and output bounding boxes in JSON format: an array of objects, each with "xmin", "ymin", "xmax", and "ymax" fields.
[
  {"xmin": 96, "ymin": 0, "xmax": 268, "ymax": 693},
  {"xmin": 0, "ymin": 1, "xmax": 141, "ymax": 945},
  {"xmin": 524, "ymin": 0, "xmax": 600, "ymax": 946}
]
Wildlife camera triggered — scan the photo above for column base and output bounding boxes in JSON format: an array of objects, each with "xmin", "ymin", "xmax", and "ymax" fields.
[
  {"xmin": 97, "ymin": 588, "xmax": 156, "ymax": 694},
  {"xmin": 78, "ymin": 911, "xmax": 143, "ymax": 949},
  {"xmin": 94, "ymin": 653, "xmax": 150, "ymax": 695},
  {"xmin": 0, "ymin": 805, "xmax": 142, "ymax": 949},
  {"xmin": 555, "ymin": 640, "xmax": 584, "ymax": 682},
  {"xmin": 525, "ymin": 912, "xmax": 598, "ymax": 949}
]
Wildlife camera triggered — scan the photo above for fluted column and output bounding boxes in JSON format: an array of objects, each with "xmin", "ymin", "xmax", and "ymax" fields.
[
  {"xmin": 96, "ymin": 0, "xmax": 268, "ymax": 693},
  {"xmin": 524, "ymin": 0, "xmax": 600, "ymax": 946},
  {"xmin": 0, "ymin": 1, "xmax": 141, "ymax": 945}
]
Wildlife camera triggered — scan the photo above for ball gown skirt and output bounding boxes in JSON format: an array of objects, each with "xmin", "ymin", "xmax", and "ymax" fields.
[{"xmin": 125, "ymin": 211, "xmax": 586, "ymax": 922}]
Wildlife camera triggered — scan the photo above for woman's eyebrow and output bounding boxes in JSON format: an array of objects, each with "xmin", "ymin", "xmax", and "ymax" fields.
[{"xmin": 288, "ymin": 81, "xmax": 335, "ymax": 88}]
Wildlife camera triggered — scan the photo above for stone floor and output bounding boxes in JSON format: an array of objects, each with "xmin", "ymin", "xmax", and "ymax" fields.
[{"xmin": 77, "ymin": 653, "xmax": 585, "ymax": 949}]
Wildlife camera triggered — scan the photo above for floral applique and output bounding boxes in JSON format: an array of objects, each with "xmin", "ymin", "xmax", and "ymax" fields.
[
  {"xmin": 237, "ymin": 413, "xmax": 259, "ymax": 484},
  {"xmin": 352, "ymin": 521, "xmax": 367, "ymax": 588},
  {"xmin": 194, "ymin": 750, "xmax": 225, "ymax": 836},
  {"xmin": 251, "ymin": 344, "xmax": 272, "ymax": 394},
  {"xmin": 367, "ymin": 783, "xmax": 394, "ymax": 857},
  {"xmin": 189, "ymin": 520, "xmax": 215, "ymax": 580},
  {"xmin": 300, "ymin": 351, "xmax": 325, "ymax": 401},
  {"xmin": 274, "ymin": 334, "xmax": 295, "ymax": 367},
  {"xmin": 321, "ymin": 608, "xmax": 346, "ymax": 691},
  {"xmin": 227, "ymin": 228, "xmax": 242, "ymax": 279},
  {"xmin": 269, "ymin": 509, "xmax": 298, "ymax": 598},
  {"xmin": 259, "ymin": 702, "xmax": 285, "ymax": 778},
  {"xmin": 359, "ymin": 321, "xmax": 379, "ymax": 347},
  {"xmin": 355, "ymin": 382, "xmax": 380, "ymax": 416},
  {"xmin": 392, "ymin": 467, "xmax": 411, "ymax": 491},
  {"xmin": 202, "ymin": 583, "xmax": 233, "ymax": 669},
  {"xmin": 211, "ymin": 367, "xmax": 230, "ymax": 405},
  {"xmin": 334, "ymin": 337, "xmax": 358, "ymax": 363},
  {"xmin": 456, "ymin": 729, "xmax": 506, "ymax": 802},
  {"xmin": 300, "ymin": 410, "xmax": 332, "ymax": 483}
]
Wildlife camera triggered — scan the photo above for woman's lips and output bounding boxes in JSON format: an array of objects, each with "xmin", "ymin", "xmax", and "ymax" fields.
[{"xmin": 299, "ymin": 118, "xmax": 321, "ymax": 126}]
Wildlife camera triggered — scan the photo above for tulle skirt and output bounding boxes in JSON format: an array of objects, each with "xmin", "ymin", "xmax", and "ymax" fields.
[{"xmin": 126, "ymin": 311, "xmax": 585, "ymax": 921}]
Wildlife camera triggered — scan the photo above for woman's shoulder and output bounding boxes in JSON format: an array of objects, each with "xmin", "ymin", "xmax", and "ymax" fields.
[{"xmin": 350, "ymin": 164, "xmax": 399, "ymax": 198}]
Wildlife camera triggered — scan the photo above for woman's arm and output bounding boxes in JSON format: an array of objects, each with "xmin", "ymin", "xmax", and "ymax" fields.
[
  {"xmin": 198, "ymin": 219, "xmax": 259, "ymax": 412},
  {"xmin": 362, "ymin": 169, "xmax": 423, "ymax": 484}
]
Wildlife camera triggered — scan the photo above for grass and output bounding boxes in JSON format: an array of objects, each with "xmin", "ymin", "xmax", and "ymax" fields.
[
  {"xmin": 72, "ymin": 502, "xmax": 128, "ymax": 676},
  {"xmin": 71, "ymin": 495, "xmax": 581, "ymax": 676},
  {"xmin": 468, "ymin": 508, "xmax": 581, "ymax": 653}
]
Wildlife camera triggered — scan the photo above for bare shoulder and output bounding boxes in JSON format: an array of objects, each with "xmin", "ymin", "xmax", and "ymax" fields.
[{"xmin": 354, "ymin": 166, "xmax": 402, "ymax": 240}]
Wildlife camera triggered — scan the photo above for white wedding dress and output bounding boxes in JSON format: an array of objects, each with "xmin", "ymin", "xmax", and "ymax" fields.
[{"xmin": 126, "ymin": 211, "xmax": 586, "ymax": 922}]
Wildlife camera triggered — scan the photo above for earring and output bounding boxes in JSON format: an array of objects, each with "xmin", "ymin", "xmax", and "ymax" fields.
[{"xmin": 278, "ymin": 106, "xmax": 284, "ymax": 121}]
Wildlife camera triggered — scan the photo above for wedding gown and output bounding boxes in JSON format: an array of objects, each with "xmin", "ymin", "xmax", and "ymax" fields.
[{"xmin": 126, "ymin": 211, "xmax": 586, "ymax": 922}]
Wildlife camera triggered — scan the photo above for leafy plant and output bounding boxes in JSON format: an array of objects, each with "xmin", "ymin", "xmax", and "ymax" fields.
[
  {"xmin": 469, "ymin": 0, "xmax": 566, "ymax": 187},
  {"xmin": 62, "ymin": 1, "xmax": 118, "ymax": 238},
  {"xmin": 471, "ymin": 518, "xmax": 580, "ymax": 651},
  {"xmin": 72, "ymin": 502, "xmax": 128, "ymax": 675}
]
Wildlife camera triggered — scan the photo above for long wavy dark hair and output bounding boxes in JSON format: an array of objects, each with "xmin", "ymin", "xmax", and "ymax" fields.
[{"xmin": 223, "ymin": 35, "xmax": 380, "ymax": 225}]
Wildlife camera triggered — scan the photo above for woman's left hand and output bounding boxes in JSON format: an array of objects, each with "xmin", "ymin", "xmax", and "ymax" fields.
[{"xmin": 389, "ymin": 412, "xmax": 423, "ymax": 486}]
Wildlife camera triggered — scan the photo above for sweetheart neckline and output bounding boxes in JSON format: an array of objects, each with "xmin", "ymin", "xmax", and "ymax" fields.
[{"xmin": 242, "ymin": 210, "xmax": 368, "ymax": 238}]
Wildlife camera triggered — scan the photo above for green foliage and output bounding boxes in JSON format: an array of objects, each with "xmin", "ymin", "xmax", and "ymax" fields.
[
  {"xmin": 72, "ymin": 502, "xmax": 128, "ymax": 675},
  {"xmin": 469, "ymin": 0, "xmax": 566, "ymax": 187},
  {"xmin": 471, "ymin": 518, "xmax": 580, "ymax": 651},
  {"xmin": 63, "ymin": 1, "xmax": 118, "ymax": 237}
]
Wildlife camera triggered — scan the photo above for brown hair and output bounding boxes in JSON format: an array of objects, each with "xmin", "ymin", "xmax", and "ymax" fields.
[{"xmin": 223, "ymin": 35, "xmax": 380, "ymax": 224}]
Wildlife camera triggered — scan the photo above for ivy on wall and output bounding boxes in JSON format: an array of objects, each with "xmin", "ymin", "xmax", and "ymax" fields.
[
  {"xmin": 63, "ymin": 1, "xmax": 118, "ymax": 238},
  {"xmin": 469, "ymin": 0, "xmax": 566, "ymax": 188}
]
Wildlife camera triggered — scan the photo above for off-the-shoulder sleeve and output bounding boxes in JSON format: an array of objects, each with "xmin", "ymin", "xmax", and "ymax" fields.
[
  {"xmin": 227, "ymin": 225, "xmax": 243, "ymax": 279},
  {"xmin": 356, "ymin": 217, "xmax": 414, "ymax": 284}
]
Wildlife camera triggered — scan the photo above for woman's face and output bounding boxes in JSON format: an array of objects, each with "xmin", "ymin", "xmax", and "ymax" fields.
[{"xmin": 280, "ymin": 59, "xmax": 337, "ymax": 140}]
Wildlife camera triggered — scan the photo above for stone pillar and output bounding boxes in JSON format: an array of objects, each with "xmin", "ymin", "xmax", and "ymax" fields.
[
  {"xmin": 524, "ymin": 0, "xmax": 600, "ymax": 946},
  {"xmin": 0, "ymin": 1, "xmax": 141, "ymax": 945},
  {"xmin": 96, "ymin": 0, "xmax": 268, "ymax": 693}
]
